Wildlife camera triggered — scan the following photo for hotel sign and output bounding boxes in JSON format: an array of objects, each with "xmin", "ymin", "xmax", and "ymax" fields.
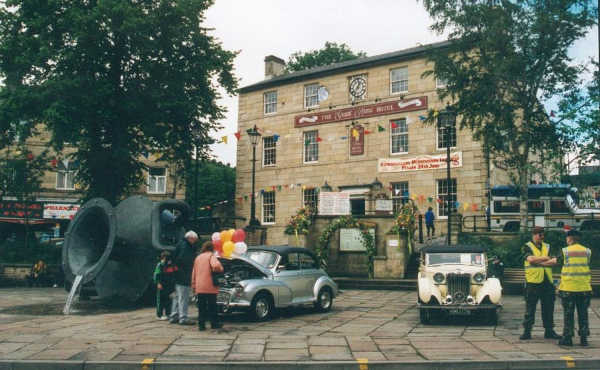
[
  {"xmin": 294, "ymin": 97, "xmax": 428, "ymax": 127},
  {"xmin": 378, "ymin": 152, "xmax": 463, "ymax": 173}
]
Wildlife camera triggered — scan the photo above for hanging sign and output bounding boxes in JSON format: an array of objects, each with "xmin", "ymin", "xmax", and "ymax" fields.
[
  {"xmin": 294, "ymin": 97, "xmax": 428, "ymax": 127},
  {"xmin": 350, "ymin": 125, "xmax": 364, "ymax": 156},
  {"xmin": 378, "ymin": 152, "xmax": 463, "ymax": 173}
]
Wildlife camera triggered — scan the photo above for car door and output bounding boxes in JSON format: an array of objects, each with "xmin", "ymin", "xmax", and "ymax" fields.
[
  {"xmin": 273, "ymin": 253, "xmax": 307, "ymax": 303},
  {"xmin": 299, "ymin": 251, "xmax": 321, "ymax": 301}
]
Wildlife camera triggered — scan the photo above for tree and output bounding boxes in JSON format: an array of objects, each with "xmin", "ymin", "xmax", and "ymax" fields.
[
  {"xmin": 285, "ymin": 42, "xmax": 366, "ymax": 73},
  {"xmin": 186, "ymin": 159, "xmax": 236, "ymax": 218},
  {"xmin": 420, "ymin": 0, "xmax": 597, "ymax": 230},
  {"xmin": 0, "ymin": 0, "xmax": 238, "ymax": 205}
]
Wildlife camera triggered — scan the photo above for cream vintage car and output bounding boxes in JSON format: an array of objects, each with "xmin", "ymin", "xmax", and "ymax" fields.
[
  {"xmin": 216, "ymin": 246, "xmax": 339, "ymax": 321},
  {"xmin": 417, "ymin": 245, "xmax": 502, "ymax": 324}
]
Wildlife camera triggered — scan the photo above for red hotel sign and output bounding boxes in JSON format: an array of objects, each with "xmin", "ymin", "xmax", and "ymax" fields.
[{"xmin": 294, "ymin": 97, "xmax": 427, "ymax": 127}]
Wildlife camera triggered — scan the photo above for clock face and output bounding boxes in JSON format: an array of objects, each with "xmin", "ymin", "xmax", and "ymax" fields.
[{"xmin": 349, "ymin": 77, "xmax": 366, "ymax": 98}]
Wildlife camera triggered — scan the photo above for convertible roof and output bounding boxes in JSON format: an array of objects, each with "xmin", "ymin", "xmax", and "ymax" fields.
[
  {"xmin": 420, "ymin": 245, "xmax": 488, "ymax": 253},
  {"xmin": 248, "ymin": 245, "xmax": 318, "ymax": 259}
]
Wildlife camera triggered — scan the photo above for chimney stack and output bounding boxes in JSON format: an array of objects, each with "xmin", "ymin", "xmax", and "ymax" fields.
[{"xmin": 264, "ymin": 55, "xmax": 285, "ymax": 79}]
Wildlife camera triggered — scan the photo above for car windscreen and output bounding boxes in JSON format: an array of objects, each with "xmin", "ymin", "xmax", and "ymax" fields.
[
  {"xmin": 427, "ymin": 253, "xmax": 484, "ymax": 266},
  {"xmin": 245, "ymin": 251, "xmax": 279, "ymax": 269}
]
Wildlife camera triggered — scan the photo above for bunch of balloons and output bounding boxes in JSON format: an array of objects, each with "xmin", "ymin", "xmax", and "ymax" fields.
[{"xmin": 211, "ymin": 228, "xmax": 247, "ymax": 257}]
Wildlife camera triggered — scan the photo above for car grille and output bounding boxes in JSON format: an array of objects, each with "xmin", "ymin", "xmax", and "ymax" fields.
[{"xmin": 447, "ymin": 273, "xmax": 470, "ymax": 303}]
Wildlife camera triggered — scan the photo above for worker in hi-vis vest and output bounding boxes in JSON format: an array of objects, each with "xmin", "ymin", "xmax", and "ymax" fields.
[
  {"xmin": 519, "ymin": 226, "xmax": 562, "ymax": 341},
  {"xmin": 557, "ymin": 229, "xmax": 592, "ymax": 347}
]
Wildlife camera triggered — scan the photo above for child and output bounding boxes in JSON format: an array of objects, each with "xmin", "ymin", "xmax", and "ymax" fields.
[{"xmin": 153, "ymin": 251, "xmax": 176, "ymax": 320}]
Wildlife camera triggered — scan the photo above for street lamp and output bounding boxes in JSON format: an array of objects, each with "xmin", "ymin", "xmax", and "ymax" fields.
[
  {"xmin": 192, "ymin": 125, "xmax": 201, "ymax": 231},
  {"xmin": 437, "ymin": 103, "xmax": 456, "ymax": 244},
  {"xmin": 247, "ymin": 125, "xmax": 262, "ymax": 226},
  {"xmin": 321, "ymin": 181, "xmax": 332, "ymax": 192},
  {"xmin": 371, "ymin": 177, "xmax": 382, "ymax": 191}
]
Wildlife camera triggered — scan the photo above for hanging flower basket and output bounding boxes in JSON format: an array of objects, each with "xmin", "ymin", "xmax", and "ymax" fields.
[{"xmin": 283, "ymin": 205, "xmax": 312, "ymax": 246}]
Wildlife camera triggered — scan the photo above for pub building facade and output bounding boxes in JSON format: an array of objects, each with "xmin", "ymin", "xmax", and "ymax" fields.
[
  {"xmin": 0, "ymin": 125, "xmax": 185, "ymax": 242},
  {"xmin": 235, "ymin": 40, "xmax": 518, "ymax": 253}
]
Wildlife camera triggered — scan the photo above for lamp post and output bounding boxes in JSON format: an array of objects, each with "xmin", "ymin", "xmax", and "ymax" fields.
[
  {"xmin": 192, "ymin": 125, "xmax": 201, "ymax": 231},
  {"xmin": 437, "ymin": 103, "xmax": 456, "ymax": 244},
  {"xmin": 247, "ymin": 125, "xmax": 262, "ymax": 226}
]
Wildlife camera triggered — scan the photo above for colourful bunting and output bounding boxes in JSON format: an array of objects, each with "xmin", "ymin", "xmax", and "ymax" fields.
[
  {"xmin": 221, "ymin": 135, "xmax": 228, "ymax": 144},
  {"xmin": 419, "ymin": 116, "xmax": 427, "ymax": 120},
  {"xmin": 273, "ymin": 134, "xmax": 280, "ymax": 142},
  {"xmin": 391, "ymin": 122, "xmax": 398, "ymax": 129},
  {"xmin": 378, "ymin": 124, "xmax": 385, "ymax": 132},
  {"xmin": 550, "ymin": 110, "xmax": 556, "ymax": 117},
  {"xmin": 234, "ymin": 132, "xmax": 241, "ymax": 140}
]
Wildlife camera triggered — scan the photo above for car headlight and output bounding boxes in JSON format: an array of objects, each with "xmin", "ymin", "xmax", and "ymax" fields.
[
  {"xmin": 433, "ymin": 272, "xmax": 445, "ymax": 283},
  {"xmin": 473, "ymin": 273, "xmax": 485, "ymax": 284},
  {"xmin": 234, "ymin": 284, "xmax": 244, "ymax": 296}
]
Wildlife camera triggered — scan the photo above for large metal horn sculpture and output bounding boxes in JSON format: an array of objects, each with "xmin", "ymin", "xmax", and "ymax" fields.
[{"xmin": 62, "ymin": 196, "xmax": 190, "ymax": 303}]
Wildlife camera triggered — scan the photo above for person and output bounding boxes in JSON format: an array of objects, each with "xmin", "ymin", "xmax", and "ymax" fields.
[
  {"xmin": 557, "ymin": 230, "xmax": 592, "ymax": 347},
  {"xmin": 26, "ymin": 260, "xmax": 47, "ymax": 287},
  {"xmin": 425, "ymin": 207, "xmax": 435, "ymax": 240},
  {"xmin": 169, "ymin": 231, "xmax": 198, "ymax": 326},
  {"xmin": 519, "ymin": 226, "xmax": 562, "ymax": 341},
  {"xmin": 192, "ymin": 241, "xmax": 224, "ymax": 331},
  {"xmin": 490, "ymin": 255, "xmax": 505, "ymax": 283},
  {"xmin": 153, "ymin": 251, "xmax": 175, "ymax": 321}
]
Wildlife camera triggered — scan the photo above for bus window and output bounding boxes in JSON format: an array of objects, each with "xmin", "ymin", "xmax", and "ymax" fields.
[
  {"xmin": 550, "ymin": 200, "xmax": 570, "ymax": 214},
  {"xmin": 528, "ymin": 201, "xmax": 545, "ymax": 213},
  {"xmin": 493, "ymin": 201, "xmax": 520, "ymax": 213}
]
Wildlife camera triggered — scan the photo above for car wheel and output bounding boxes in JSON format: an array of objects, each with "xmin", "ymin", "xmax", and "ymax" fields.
[
  {"xmin": 314, "ymin": 287, "xmax": 333, "ymax": 313},
  {"xmin": 250, "ymin": 292, "xmax": 272, "ymax": 321},
  {"xmin": 419, "ymin": 308, "xmax": 431, "ymax": 325}
]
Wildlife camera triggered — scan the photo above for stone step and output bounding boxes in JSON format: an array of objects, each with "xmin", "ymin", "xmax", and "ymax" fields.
[{"xmin": 332, "ymin": 277, "xmax": 417, "ymax": 291}]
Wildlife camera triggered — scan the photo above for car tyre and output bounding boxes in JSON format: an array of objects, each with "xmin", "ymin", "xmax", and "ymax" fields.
[
  {"xmin": 419, "ymin": 308, "xmax": 431, "ymax": 325},
  {"xmin": 314, "ymin": 287, "xmax": 333, "ymax": 313},
  {"xmin": 250, "ymin": 292, "xmax": 272, "ymax": 321}
]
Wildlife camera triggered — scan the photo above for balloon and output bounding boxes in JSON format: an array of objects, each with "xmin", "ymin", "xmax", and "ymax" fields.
[
  {"xmin": 223, "ymin": 241, "xmax": 235, "ymax": 257},
  {"xmin": 212, "ymin": 232, "xmax": 221, "ymax": 242},
  {"xmin": 213, "ymin": 240, "xmax": 223, "ymax": 254},
  {"xmin": 228, "ymin": 228, "xmax": 236, "ymax": 237},
  {"xmin": 232, "ymin": 229, "xmax": 246, "ymax": 243},
  {"xmin": 234, "ymin": 242, "xmax": 248, "ymax": 254},
  {"xmin": 220, "ymin": 230, "xmax": 231, "ymax": 243}
]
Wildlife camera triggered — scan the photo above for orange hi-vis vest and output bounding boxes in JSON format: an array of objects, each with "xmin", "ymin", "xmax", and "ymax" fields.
[
  {"xmin": 558, "ymin": 244, "xmax": 592, "ymax": 292},
  {"xmin": 524, "ymin": 242, "xmax": 553, "ymax": 283}
]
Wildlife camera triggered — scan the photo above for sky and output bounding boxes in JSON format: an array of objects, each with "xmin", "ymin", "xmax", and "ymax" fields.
[{"xmin": 203, "ymin": 0, "xmax": 599, "ymax": 167}]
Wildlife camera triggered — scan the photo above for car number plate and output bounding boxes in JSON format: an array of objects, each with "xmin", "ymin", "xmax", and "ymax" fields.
[{"xmin": 447, "ymin": 309, "xmax": 474, "ymax": 315}]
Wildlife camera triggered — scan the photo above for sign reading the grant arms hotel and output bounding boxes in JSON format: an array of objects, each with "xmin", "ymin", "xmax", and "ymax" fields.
[{"xmin": 294, "ymin": 97, "xmax": 427, "ymax": 127}]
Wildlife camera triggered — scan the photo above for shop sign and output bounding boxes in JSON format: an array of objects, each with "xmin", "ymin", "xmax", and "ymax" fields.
[
  {"xmin": 294, "ymin": 97, "xmax": 428, "ymax": 127},
  {"xmin": 0, "ymin": 201, "xmax": 44, "ymax": 219},
  {"xmin": 378, "ymin": 152, "xmax": 463, "ymax": 173},
  {"xmin": 43, "ymin": 203, "xmax": 80, "ymax": 220}
]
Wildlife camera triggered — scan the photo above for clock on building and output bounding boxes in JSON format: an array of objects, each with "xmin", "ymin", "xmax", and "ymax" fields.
[{"xmin": 349, "ymin": 76, "xmax": 367, "ymax": 98}]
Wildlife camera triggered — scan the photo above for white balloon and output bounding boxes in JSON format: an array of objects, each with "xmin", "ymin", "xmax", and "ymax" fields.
[
  {"xmin": 234, "ymin": 242, "xmax": 248, "ymax": 254},
  {"xmin": 212, "ymin": 232, "xmax": 221, "ymax": 242}
]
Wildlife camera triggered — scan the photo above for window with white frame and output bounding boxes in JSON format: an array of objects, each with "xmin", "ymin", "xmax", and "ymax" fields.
[
  {"xmin": 303, "ymin": 130, "xmax": 319, "ymax": 163},
  {"xmin": 56, "ymin": 161, "xmax": 77, "ymax": 190},
  {"xmin": 391, "ymin": 182, "xmax": 410, "ymax": 213},
  {"xmin": 263, "ymin": 137, "xmax": 276, "ymax": 167},
  {"xmin": 390, "ymin": 118, "xmax": 408, "ymax": 154},
  {"xmin": 437, "ymin": 124, "xmax": 457, "ymax": 150},
  {"xmin": 436, "ymin": 76, "xmax": 447, "ymax": 88},
  {"xmin": 437, "ymin": 178, "xmax": 457, "ymax": 218},
  {"xmin": 262, "ymin": 191, "xmax": 276, "ymax": 224},
  {"xmin": 304, "ymin": 83, "xmax": 319, "ymax": 108},
  {"xmin": 390, "ymin": 67, "xmax": 408, "ymax": 94},
  {"xmin": 147, "ymin": 167, "xmax": 167, "ymax": 194},
  {"xmin": 303, "ymin": 188, "xmax": 318, "ymax": 211},
  {"xmin": 264, "ymin": 91, "xmax": 277, "ymax": 114}
]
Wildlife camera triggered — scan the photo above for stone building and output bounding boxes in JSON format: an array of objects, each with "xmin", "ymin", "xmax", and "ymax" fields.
[
  {"xmin": 235, "ymin": 41, "xmax": 513, "ymax": 249},
  {"xmin": 0, "ymin": 124, "xmax": 184, "ymax": 241}
]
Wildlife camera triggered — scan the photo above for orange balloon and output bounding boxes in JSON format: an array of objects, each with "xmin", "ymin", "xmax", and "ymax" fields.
[
  {"xmin": 220, "ymin": 230, "xmax": 231, "ymax": 243},
  {"xmin": 223, "ymin": 241, "xmax": 235, "ymax": 257}
]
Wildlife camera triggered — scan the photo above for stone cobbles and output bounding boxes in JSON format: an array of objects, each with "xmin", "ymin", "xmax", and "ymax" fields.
[{"xmin": 0, "ymin": 286, "xmax": 599, "ymax": 366}]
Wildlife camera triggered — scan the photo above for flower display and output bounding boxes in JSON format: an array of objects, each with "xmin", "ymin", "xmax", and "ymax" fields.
[
  {"xmin": 389, "ymin": 202, "xmax": 419, "ymax": 233},
  {"xmin": 283, "ymin": 205, "xmax": 312, "ymax": 236}
]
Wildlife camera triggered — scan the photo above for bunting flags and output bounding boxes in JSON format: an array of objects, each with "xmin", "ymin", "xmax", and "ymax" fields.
[
  {"xmin": 234, "ymin": 132, "xmax": 241, "ymax": 140},
  {"xmin": 378, "ymin": 124, "xmax": 385, "ymax": 132},
  {"xmin": 550, "ymin": 110, "xmax": 556, "ymax": 117},
  {"xmin": 221, "ymin": 136, "xmax": 228, "ymax": 144}
]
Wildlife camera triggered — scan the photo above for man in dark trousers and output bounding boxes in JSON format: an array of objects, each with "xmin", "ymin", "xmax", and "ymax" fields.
[
  {"xmin": 169, "ymin": 231, "xmax": 198, "ymax": 326},
  {"xmin": 519, "ymin": 226, "xmax": 562, "ymax": 341},
  {"xmin": 557, "ymin": 230, "xmax": 592, "ymax": 347}
]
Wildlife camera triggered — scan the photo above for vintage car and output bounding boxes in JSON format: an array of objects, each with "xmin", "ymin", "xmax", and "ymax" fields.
[
  {"xmin": 216, "ymin": 246, "xmax": 339, "ymax": 320},
  {"xmin": 417, "ymin": 245, "xmax": 502, "ymax": 324}
]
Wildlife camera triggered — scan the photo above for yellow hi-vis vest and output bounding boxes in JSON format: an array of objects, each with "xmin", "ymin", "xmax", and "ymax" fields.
[
  {"xmin": 558, "ymin": 244, "xmax": 592, "ymax": 292},
  {"xmin": 524, "ymin": 242, "xmax": 553, "ymax": 283}
]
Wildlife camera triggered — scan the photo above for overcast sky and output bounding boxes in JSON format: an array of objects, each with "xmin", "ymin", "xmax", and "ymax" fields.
[{"xmin": 203, "ymin": 0, "xmax": 599, "ymax": 167}]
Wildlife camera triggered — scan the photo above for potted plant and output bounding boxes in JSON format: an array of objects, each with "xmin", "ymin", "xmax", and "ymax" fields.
[{"xmin": 283, "ymin": 205, "xmax": 312, "ymax": 246}]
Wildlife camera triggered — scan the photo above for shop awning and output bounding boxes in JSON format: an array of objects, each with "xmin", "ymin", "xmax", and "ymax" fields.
[{"xmin": 0, "ymin": 218, "xmax": 58, "ymax": 225}]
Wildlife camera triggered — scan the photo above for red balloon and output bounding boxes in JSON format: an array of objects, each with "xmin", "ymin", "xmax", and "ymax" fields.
[
  {"xmin": 232, "ymin": 229, "xmax": 246, "ymax": 243},
  {"xmin": 213, "ymin": 240, "xmax": 223, "ymax": 254}
]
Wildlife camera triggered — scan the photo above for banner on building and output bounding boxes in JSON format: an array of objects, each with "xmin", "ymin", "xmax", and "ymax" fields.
[
  {"xmin": 0, "ymin": 201, "xmax": 44, "ymax": 219},
  {"xmin": 378, "ymin": 152, "xmax": 463, "ymax": 173}
]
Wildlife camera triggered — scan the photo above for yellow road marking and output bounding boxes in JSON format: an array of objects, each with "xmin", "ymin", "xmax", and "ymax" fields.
[
  {"xmin": 560, "ymin": 356, "xmax": 575, "ymax": 368},
  {"xmin": 141, "ymin": 358, "xmax": 154, "ymax": 370},
  {"xmin": 357, "ymin": 358, "xmax": 368, "ymax": 370}
]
